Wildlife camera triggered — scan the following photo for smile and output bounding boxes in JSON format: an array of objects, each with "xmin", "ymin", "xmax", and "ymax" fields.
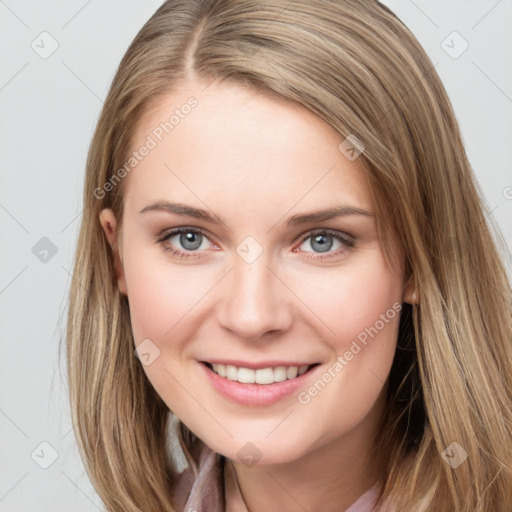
[
  {"xmin": 199, "ymin": 361, "xmax": 322, "ymax": 406},
  {"xmin": 206, "ymin": 362, "xmax": 317, "ymax": 384}
]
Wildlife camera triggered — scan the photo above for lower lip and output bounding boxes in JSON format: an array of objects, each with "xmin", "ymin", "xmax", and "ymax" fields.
[{"xmin": 198, "ymin": 361, "xmax": 320, "ymax": 406}]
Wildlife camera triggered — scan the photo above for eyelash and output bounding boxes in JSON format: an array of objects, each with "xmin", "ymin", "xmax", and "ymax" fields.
[{"xmin": 157, "ymin": 227, "xmax": 355, "ymax": 261}]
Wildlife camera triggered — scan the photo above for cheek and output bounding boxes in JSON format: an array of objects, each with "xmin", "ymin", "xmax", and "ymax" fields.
[
  {"xmin": 290, "ymin": 257, "xmax": 402, "ymax": 418},
  {"xmin": 291, "ymin": 256, "xmax": 402, "ymax": 352},
  {"xmin": 123, "ymin": 244, "xmax": 211, "ymax": 343}
]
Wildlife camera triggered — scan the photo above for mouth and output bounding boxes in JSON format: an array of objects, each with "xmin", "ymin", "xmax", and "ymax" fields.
[{"xmin": 200, "ymin": 361, "xmax": 321, "ymax": 385}]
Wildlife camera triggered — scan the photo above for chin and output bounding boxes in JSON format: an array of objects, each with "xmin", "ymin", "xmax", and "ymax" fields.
[{"xmin": 209, "ymin": 436, "xmax": 310, "ymax": 467}]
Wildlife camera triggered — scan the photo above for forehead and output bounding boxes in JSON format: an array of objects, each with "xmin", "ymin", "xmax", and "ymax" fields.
[{"xmin": 123, "ymin": 80, "xmax": 373, "ymax": 217}]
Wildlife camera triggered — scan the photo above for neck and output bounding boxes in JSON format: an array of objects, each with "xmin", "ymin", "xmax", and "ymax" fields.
[{"xmin": 224, "ymin": 391, "xmax": 387, "ymax": 512}]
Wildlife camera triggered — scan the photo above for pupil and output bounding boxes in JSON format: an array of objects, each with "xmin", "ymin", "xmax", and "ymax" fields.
[
  {"xmin": 312, "ymin": 234, "xmax": 332, "ymax": 253},
  {"xmin": 181, "ymin": 232, "xmax": 202, "ymax": 250}
]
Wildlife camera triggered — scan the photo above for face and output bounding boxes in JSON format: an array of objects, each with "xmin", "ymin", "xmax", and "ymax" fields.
[{"xmin": 100, "ymin": 79, "xmax": 414, "ymax": 465}]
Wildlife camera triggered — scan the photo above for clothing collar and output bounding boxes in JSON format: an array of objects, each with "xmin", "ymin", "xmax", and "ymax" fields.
[{"xmin": 175, "ymin": 444, "xmax": 382, "ymax": 512}]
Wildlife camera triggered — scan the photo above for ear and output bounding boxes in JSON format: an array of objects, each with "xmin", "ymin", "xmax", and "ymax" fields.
[
  {"xmin": 99, "ymin": 209, "xmax": 128, "ymax": 296},
  {"xmin": 402, "ymin": 275, "xmax": 418, "ymax": 305}
]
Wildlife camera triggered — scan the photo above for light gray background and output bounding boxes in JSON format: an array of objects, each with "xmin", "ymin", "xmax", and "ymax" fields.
[{"xmin": 1, "ymin": 1, "xmax": 511, "ymax": 510}]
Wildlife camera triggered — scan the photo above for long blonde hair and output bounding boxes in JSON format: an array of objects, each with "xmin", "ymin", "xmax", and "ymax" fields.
[{"xmin": 64, "ymin": 1, "xmax": 512, "ymax": 510}]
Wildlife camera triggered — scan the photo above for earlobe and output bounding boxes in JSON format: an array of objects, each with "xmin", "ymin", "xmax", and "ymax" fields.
[
  {"xmin": 402, "ymin": 276, "xmax": 418, "ymax": 305},
  {"xmin": 99, "ymin": 209, "xmax": 128, "ymax": 296}
]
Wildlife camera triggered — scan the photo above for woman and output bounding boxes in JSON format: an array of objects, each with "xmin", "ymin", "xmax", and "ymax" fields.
[{"xmin": 65, "ymin": 1, "xmax": 512, "ymax": 510}]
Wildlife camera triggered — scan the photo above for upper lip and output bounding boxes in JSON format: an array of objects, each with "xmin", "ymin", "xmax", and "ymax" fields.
[{"xmin": 201, "ymin": 359, "xmax": 319, "ymax": 370}]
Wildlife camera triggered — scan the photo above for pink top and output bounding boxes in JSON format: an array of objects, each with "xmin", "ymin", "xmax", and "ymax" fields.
[{"xmin": 173, "ymin": 444, "xmax": 383, "ymax": 512}]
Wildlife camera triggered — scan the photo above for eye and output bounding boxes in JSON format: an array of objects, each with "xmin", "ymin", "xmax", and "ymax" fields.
[
  {"xmin": 157, "ymin": 227, "xmax": 355, "ymax": 261},
  {"xmin": 157, "ymin": 228, "xmax": 215, "ymax": 259},
  {"xmin": 295, "ymin": 229, "xmax": 355, "ymax": 260}
]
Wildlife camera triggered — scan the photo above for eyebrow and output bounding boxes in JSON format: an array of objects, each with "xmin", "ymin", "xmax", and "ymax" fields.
[{"xmin": 138, "ymin": 201, "xmax": 374, "ymax": 226}]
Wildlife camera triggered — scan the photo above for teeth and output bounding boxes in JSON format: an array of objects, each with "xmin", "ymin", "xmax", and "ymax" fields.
[
  {"xmin": 287, "ymin": 366, "xmax": 298, "ymax": 379},
  {"xmin": 217, "ymin": 364, "xmax": 226, "ymax": 378},
  {"xmin": 298, "ymin": 365, "xmax": 309, "ymax": 376},
  {"xmin": 238, "ymin": 367, "xmax": 255, "ymax": 383},
  {"xmin": 210, "ymin": 363, "xmax": 312, "ymax": 384}
]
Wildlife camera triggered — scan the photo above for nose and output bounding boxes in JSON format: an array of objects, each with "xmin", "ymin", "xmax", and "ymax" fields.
[{"xmin": 217, "ymin": 251, "xmax": 294, "ymax": 341}]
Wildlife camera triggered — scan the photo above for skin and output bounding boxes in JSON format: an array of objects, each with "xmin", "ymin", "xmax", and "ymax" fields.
[{"xmin": 100, "ymin": 78, "xmax": 416, "ymax": 512}]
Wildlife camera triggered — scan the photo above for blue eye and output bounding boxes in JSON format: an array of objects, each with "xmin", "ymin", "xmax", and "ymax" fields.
[
  {"xmin": 157, "ymin": 228, "xmax": 355, "ymax": 260},
  {"xmin": 296, "ymin": 230, "xmax": 355, "ymax": 260},
  {"xmin": 158, "ymin": 228, "xmax": 212, "ymax": 259}
]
